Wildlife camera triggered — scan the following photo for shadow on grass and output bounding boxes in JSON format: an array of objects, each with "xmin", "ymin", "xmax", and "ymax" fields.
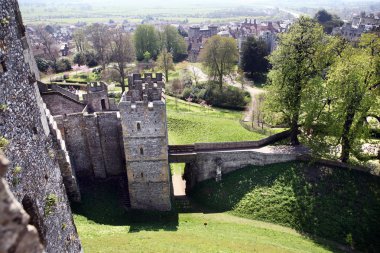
[
  {"xmin": 190, "ymin": 161, "xmax": 380, "ymax": 253},
  {"xmin": 71, "ymin": 177, "xmax": 179, "ymax": 232}
]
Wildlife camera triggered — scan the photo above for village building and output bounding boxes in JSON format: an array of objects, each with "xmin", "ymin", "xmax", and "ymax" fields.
[{"xmin": 332, "ymin": 12, "xmax": 380, "ymax": 41}]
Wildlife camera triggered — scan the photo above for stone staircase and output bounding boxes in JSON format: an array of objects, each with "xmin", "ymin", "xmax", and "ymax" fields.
[{"xmin": 119, "ymin": 175, "xmax": 131, "ymax": 209}]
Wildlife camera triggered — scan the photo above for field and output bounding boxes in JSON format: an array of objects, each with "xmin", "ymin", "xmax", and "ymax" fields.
[
  {"xmin": 72, "ymin": 179, "xmax": 340, "ymax": 253},
  {"xmin": 19, "ymin": 1, "xmax": 290, "ymax": 25},
  {"xmin": 165, "ymin": 95, "xmax": 266, "ymax": 145},
  {"xmin": 191, "ymin": 162, "xmax": 380, "ymax": 252}
]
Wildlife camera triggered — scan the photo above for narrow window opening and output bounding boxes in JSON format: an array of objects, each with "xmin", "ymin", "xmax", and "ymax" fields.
[
  {"xmin": 101, "ymin": 99, "xmax": 106, "ymax": 110},
  {"xmin": 137, "ymin": 122, "xmax": 141, "ymax": 131},
  {"xmin": 141, "ymin": 172, "xmax": 144, "ymax": 178},
  {"xmin": 140, "ymin": 147, "xmax": 144, "ymax": 155}
]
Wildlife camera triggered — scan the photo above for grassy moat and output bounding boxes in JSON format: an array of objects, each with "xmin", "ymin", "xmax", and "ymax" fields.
[
  {"xmin": 72, "ymin": 162, "xmax": 380, "ymax": 253},
  {"xmin": 72, "ymin": 98, "xmax": 380, "ymax": 253}
]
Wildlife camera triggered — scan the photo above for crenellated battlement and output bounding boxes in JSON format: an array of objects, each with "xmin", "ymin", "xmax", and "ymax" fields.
[
  {"xmin": 125, "ymin": 73, "xmax": 165, "ymax": 103},
  {"xmin": 87, "ymin": 81, "xmax": 108, "ymax": 93}
]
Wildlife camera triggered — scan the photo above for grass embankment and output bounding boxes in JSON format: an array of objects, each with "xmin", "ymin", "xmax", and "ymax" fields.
[
  {"xmin": 191, "ymin": 162, "xmax": 380, "ymax": 252},
  {"xmin": 166, "ymin": 96, "xmax": 266, "ymax": 145},
  {"xmin": 73, "ymin": 180, "xmax": 338, "ymax": 253}
]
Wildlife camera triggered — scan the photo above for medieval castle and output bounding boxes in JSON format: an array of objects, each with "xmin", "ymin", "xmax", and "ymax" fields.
[
  {"xmin": 38, "ymin": 73, "xmax": 172, "ymax": 211},
  {"xmin": 0, "ymin": 1, "xmax": 318, "ymax": 252}
]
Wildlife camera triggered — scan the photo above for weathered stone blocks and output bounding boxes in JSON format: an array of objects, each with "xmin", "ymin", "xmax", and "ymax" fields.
[{"xmin": 119, "ymin": 74, "xmax": 171, "ymax": 211}]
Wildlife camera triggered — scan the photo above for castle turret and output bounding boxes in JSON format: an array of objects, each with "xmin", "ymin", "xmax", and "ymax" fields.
[
  {"xmin": 188, "ymin": 25, "xmax": 200, "ymax": 40},
  {"xmin": 83, "ymin": 81, "xmax": 110, "ymax": 112},
  {"xmin": 118, "ymin": 73, "xmax": 171, "ymax": 211},
  {"xmin": 208, "ymin": 25, "xmax": 218, "ymax": 37}
]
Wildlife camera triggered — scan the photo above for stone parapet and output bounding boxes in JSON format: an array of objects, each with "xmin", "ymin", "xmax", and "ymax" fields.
[{"xmin": 44, "ymin": 104, "xmax": 81, "ymax": 202}]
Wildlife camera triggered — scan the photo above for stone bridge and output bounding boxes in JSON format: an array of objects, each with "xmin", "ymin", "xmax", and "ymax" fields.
[{"xmin": 168, "ymin": 130, "xmax": 309, "ymax": 193}]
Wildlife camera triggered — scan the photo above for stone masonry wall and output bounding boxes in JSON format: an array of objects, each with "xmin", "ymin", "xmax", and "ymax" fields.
[
  {"xmin": 55, "ymin": 112, "xmax": 124, "ymax": 178},
  {"xmin": 119, "ymin": 97, "xmax": 171, "ymax": 211},
  {"xmin": 0, "ymin": 1, "xmax": 82, "ymax": 252},
  {"xmin": 42, "ymin": 92, "xmax": 85, "ymax": 116},
  {"xmin": 44, "ymin": 104, "xmax": 81, "ymax": 202},
  {"xmin": 184, "ymin": 146, "xmax": 306, "ymax": 192}
]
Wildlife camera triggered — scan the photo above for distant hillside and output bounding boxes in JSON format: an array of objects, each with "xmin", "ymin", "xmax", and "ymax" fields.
[{"xmin": 19, "ymin": 0, "xmax": 378, "ymax": 9}]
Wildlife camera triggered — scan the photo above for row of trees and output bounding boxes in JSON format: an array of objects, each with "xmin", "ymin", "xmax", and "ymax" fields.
[
  {"xmin": 70, "ymin": 24, "xmax": 187, "ymax": 91},
  {"xmin": 134, "ymin": 24, "xmax": 187, "ymax": 62},
  {"xmin": 265, "ymin": 17, "xmax": 380, "ymax": 163}
]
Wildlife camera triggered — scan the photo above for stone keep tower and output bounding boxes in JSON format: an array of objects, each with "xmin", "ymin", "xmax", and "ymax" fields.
[{"xmin": 118, "ymin": 73, "xmax": 171, "ymax": 211}]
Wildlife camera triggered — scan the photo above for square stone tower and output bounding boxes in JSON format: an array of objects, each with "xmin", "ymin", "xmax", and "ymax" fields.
[{"xmin": 118, "ymin": 73, "xmax": 171, "ymax": 211}]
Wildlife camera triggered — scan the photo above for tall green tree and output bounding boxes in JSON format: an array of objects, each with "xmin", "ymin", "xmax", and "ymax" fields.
[
  {"xmin": 134, "ymin": 24, "xmax": 160, "ymax": 61},
  {"xmin": 35, "ymin": 24, "xmax": 58, "ymax": 62},
  {"xmin": 200, "ymin": 36, "xmax": 238, "ymax": 88},
  {"xmin": 266, "ymin": 17, "xmax": 327, "ymax": 145},
  {"xmin": 240, "ymin": 36, "xmax": 270, "ymax": 78},
  {"xmin": 109, "ymin": 28, "xmax": 135, "ymax": 93},
  {"xmin": 86, "ymin": 23, "xmax": 111, "ymax": 70},
  {"xmin": 325, "ymin": 34, "xmax": 380, "ymax": 162},
  {"xmin": 159, "ymin": 25, "xmax": 187, "ymax": 62},
  {"xmin": 157, "ymin": 49, "xmax": 175, "ymax": 82},
  {"xmin": 73, "ymin": 28, "xmax": 87, "ymax": 52},
  {"xmin": 314, "ymin": 9, "xmax": 343, "ymax": 34}
]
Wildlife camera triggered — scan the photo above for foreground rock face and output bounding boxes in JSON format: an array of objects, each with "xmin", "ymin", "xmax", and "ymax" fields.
[
  {"xmin": 0, "ymin": 153, "xmax": 44, "ymax": 253},
  {"xmin": 0, "ymin": 0, "xmax": 82, "ymax": 252}
]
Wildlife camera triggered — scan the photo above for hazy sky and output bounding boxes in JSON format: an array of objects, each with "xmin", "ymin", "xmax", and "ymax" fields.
[{"xmin": 20, "ymin": 0, "xmax": 374, "ymax": 6}]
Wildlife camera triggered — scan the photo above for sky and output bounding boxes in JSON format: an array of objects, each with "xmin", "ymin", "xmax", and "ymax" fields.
[{"xmin": 20, "ymin": 0, "xmax": 376, "ymax": 6}]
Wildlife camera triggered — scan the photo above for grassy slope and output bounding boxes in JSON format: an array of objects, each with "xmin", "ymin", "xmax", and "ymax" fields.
[
  {"xmin": 73, "ymin": 180, "xmax": 337, "ymax": 253},
  {"xmin": 191, "ymin": 162, "xmax": 380, "ymax": 252},
  {"xmin": 166, "ymin": 96, "xmax": 266, "ymax": 145}
]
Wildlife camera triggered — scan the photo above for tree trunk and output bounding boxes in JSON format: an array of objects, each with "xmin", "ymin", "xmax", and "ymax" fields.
[
  {"xmin": 340, "ymin": 111, "xmax": 355, "ymax": 163},
  {"xmin": 120, "ymin": 67, "xmax": 126, "ymax": 93},
  {"xmin": 120, "ymin": 76, "xmax": 125, "ymax": 93},
  {"xmin": 290, "ymin": 81, "xmax": 302, "ymax": 146},
  {"xmin": 166, "ymin": 69, "xmax": 169, "ymax": 82},
  {"xmin": 290, "ymin": 114, "xmax": 300, "ymax": 145},
  {"xmin": 219, "ymin": 74, "xmax": 223, "ymax": 89}
]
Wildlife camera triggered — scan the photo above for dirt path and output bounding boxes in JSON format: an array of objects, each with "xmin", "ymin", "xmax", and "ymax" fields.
[
  {"xmin": 186, "ymin": 65, "xmax": 208, "ymax": 82},
  {"xmin": 172, "ymin": 174, "xmax": 186, "ymax": 196},
  {"xmin": 224, "ymin": 75, "xmax": 265, "ymax": 122}
]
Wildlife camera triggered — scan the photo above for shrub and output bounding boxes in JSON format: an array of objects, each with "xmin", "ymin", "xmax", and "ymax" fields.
[
  {"xmin": 181, "ymin": 81, "xmax": 248, "ymax": 110},
  {"xmin": 54, "ymin": 58, "xmax": 72, "ymax": 73},
  {"xmin": 85, "ymin": 51, "xmax": 99, "ymax": 67},
  {"xmin": 35, "ymin": 57, "xmax": 51, "ymax": 72},
  {"xmin": 181, "ymin": 87, "xmax": 192, "ymax": 99},
  {"xmin": 73, "ymin": 52, "xmax": 87, "ymax": 66}
]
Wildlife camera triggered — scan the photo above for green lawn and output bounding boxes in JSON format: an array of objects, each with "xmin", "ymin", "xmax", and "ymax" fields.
[
  {"xmin": 166, "ymin": 96, "xmax": 266, "ymax": 145},
  {"xmin": 191, "ymin": 162, "xmax": 380, "ymax": 252},
  {"xmin": 73, "ymin": 180, "xmax": 339, "ymax": 253}
]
